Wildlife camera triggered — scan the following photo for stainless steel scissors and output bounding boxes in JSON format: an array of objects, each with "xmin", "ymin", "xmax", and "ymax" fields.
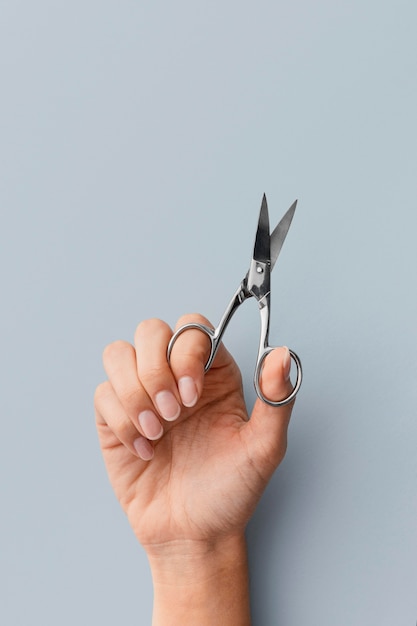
[{"xmin": 167, "ymin": 195, "xmax": 302, "ymax": 406}]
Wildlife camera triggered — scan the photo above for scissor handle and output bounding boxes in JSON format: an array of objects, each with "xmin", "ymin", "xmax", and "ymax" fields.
[
  {"xmin": 167, "ymin": 323, "xmax": 220, "ymax": 372},
  {"xmin": 254, "ymin": 347, "xmax": 303, "ymax": 407},
  {"xmin": 168, "ymin": 325, "xmax": 303, "ymax": 407},
  {"xmin": 168, "ymin": 285, "xmax": 246, "ymax": 372}
]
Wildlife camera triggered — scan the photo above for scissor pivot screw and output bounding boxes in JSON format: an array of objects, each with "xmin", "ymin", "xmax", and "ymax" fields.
[{"xmin": 256, "ymin": 266, "xmax": 263, "ymax": 274}]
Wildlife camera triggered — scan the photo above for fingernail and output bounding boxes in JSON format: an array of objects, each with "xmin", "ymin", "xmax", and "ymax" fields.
[
  {"xmin": 155, "ymin": 390, "xmax": 181, "ymax": 421},
  {"xmin": 283, "ymin": 347, "xmax": 291, "ymax": 381},
  {"xmin": 138, "ymin": 410, "xmax": 163, "ymax": 440},
  {"xmin": 133, "ymin": 436, "xmax": 154, "ymax": 461},
  {"xmin": 178, "ymin": 376, "xmax": 198, "ymax": 407}
]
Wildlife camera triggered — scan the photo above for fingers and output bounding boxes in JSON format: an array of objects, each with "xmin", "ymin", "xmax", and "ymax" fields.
[
  {"xmin": 98, "ymin": 314, "xmax": 220, "ymax": 461},
  {"xmin": 95, "ymin": 381, "xmax": 155, "ymax": 461},
  {"xmin": 102, "ymin": 339, "xmax": 165, "ymax": 441},
  {"xmin": 135, "ymin": 319, "xmax": 182, "ymax": 421},
  {"xmin": 97, "ymin": 312, "xmax": 296, "ymax": 472},
  {"xmin": 167, "ymin": 314, "xmax": 214, "ymax": 406},
  {"xmin": 135, "ymin": 314, "xmax": 216, "ymax": 412},
  {"xmin": 243, "ymin": 347, "xmax": 295, "ymax": 470}
]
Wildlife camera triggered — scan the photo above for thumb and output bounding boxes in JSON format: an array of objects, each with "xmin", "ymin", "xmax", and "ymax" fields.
[{"xmin": 243, "ymin": 347, "xmax": 295, "ymax": 470}]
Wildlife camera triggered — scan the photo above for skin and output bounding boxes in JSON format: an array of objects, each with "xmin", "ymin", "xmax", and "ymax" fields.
[{"xmin": 94, "ymin": 313, "xmax": 295, "ymax": 625}]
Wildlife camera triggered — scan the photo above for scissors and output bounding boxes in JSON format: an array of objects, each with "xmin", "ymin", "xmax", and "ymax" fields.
[{"xmin": 167, "ymin": 194, "xmax": 302, "ymax": 406}]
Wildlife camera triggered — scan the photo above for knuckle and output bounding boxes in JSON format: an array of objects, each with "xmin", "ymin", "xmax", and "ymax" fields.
[
  {"xmin": 174, "ymin": 345, "xmax": 208, "ymax": 369},
  {"xmin": 94, "ymin": 381, "xmax": 113, "ymax": 410},
  {"xmin": 171, "ymin": 325, "xmax": 212, "ymax": 367},
  {"xmin": 138, "ymin": 363, "xmax": 168, "ymax": 388},
  {"xmin": 117, "ymin": 417, "xmax": 136, "ymax": 443},
  {"xmin": 175, "ymin": 312, "xmax": 212, "ymax": 330},
  {"xmin": 102, "ymin": 339, "xmax": 131, "ymax": 367},
  {"xmin": 119, "ymin": 384, "xmax": 142, "ymax": 411},
  {"xmin": 135, "ymin": 318, "xmax": 168, "ymax": 342}
]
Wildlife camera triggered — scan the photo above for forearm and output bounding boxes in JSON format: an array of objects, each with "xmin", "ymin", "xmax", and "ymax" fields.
[{"xmin": 148, "ymin": 534, "xmax": 251, "ymax": 626}]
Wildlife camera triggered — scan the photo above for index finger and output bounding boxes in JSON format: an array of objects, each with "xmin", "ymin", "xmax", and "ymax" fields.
[{"xmin": 168, "ymin": 313, "xmax": 231, "ymax": 407}]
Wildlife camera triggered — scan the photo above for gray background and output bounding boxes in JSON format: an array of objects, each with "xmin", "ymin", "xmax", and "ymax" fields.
[{"xmin": 1, "ymin": 1, "xmax": 416, "ymax": 624}]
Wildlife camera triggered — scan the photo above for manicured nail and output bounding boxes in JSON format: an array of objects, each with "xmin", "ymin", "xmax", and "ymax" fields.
[
  {"xmin": 138, "ymin": 410, "xmax": 163, "ymax": 440},
  {"xmin": 155, "ymin": 390, "xmax": 181, "ymax": 421},
  {"xmin": 133, "ymin": 436, "xmax": 154, "ymax": 461},
  {"xmin": 178, "ymin": 376, "xmax": 198, "ymax": 407},
  {"xmin": 283, "ymin": 346, "xmax": 291, "ymax": 381}
]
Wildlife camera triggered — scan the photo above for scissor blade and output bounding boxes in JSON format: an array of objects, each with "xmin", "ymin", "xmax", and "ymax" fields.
[
  {"xmin": 270, "ymin": 199, "xmax": 297, "ymax": 270},
  {"xmin": 252, "ymin": 194, "xmax": 271, "ymax": 263}
]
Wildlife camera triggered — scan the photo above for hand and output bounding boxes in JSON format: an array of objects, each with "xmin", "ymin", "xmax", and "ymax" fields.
[
  {"xmin": 95, "ymin": 313, "xmax": 294, "ymax": 549},
  {"xmin": 94, "ymin": 314, "xmax": 295, "ymax": 624}
]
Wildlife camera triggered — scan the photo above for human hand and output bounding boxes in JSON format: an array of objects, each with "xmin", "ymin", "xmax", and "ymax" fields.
[
  {"xmin": 94, "ymin": 313, "xmax": 295, "ymax": 552},
  {"xmin": 94, "ymin": 314, "xmax": 296, "ymax": 624}
]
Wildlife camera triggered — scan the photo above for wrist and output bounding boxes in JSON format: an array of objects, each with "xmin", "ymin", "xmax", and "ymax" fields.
[{"xmin": 147, "ymin": 534, "xmax": 251, "ymax": 626}]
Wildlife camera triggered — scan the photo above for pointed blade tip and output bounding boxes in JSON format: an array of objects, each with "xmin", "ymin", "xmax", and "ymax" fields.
[
  {"xmin": 253, "ymin": 194, "xmax": 271, "ymax": 263},
  {"xmin": 269, "ymin": 199, "xmax": 298, "ymax": 269},
  {"xmin": 285, "ymin": 199, "xmax": 298, "ymax": 220}
]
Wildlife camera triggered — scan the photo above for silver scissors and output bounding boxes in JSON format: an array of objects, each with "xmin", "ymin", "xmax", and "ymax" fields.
[{"xmin": 168, "ymin": 195, "xmax": 302, "ymax": 406}]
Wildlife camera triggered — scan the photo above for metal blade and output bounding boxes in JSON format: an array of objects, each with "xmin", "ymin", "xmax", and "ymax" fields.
[
  {"xmin": 270, "ymin": 199, "xmax": 297, "ymax": 270},
  {"xmin": 252, "ymin": 194, "xmax": 271, "ymax": 264}
]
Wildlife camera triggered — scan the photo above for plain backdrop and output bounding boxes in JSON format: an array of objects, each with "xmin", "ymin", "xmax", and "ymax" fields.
[{"xmin": 1, "ymin": 1, "xmax": 416, "ymax": 624}]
